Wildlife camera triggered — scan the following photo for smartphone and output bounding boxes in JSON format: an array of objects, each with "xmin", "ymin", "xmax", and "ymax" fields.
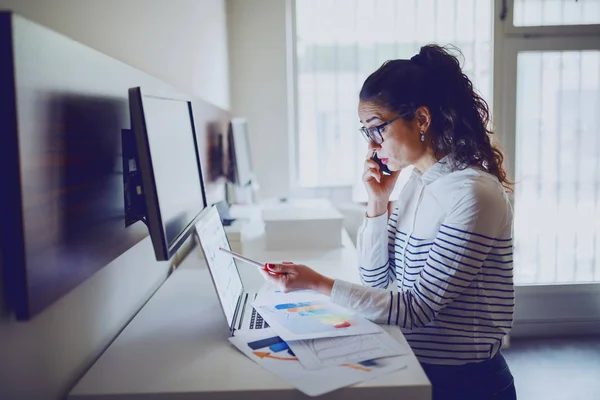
[{"xmin": 373, "ymin": 153, "xmax": 392, "ymax": 176}]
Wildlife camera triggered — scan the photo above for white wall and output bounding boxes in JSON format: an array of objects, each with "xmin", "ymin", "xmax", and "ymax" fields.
[
  {"xmin": 227, "ymin": 0, "xmax": 292, "ymax": 200},
  {"xmin": 0, "ymin": 0, "xmax": 230, "ymax": 109},
  {"xmin": 0, "ymin": 1, "xmax": 229, "ymax": 399}
]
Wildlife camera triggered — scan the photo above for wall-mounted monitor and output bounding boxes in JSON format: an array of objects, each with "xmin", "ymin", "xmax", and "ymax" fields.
[
  {"xmin": 226, "ymin": 118, "xmax": 254, "ymax": 187},
  {"xmin": 126, "ymin": 87, "xmax": 207, "ymax": 261}
]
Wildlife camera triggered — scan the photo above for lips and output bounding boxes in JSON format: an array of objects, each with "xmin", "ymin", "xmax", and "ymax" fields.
[{"xmin": 380, "ymin": 158, "xmax": 389, "ymax": 164}]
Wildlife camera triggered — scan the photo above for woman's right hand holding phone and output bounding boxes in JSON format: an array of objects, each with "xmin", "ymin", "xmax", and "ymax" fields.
[{"xmin": 363, "ymin": 150, "xmax": 400, "ymax": 217}]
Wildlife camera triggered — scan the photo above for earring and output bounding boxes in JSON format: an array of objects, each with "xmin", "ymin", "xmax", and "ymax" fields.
[{"xmin": 420, "ymin": 130, "xmax": 425, "ymax": 142}]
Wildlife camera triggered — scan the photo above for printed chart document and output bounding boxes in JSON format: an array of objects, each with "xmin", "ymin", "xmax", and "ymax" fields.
[
  {"xmin": 229, "ymin": 328, "xmax": 407, "ymax": 397},
  {"xmin": 254, "ymin": 288, "xmax": 381, "ymax": 341},
  {"xmin": 286, "ymin": 329, "xmax": 408, "ymax": 370}
]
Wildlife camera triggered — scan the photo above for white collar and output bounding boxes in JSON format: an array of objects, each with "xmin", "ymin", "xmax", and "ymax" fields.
[{"xmin": 412, "ymin": 155, "xmax": 454, "ymax": 185}]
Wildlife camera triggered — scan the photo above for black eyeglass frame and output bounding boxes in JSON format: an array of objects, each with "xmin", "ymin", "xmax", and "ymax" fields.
[{"xmin": 359, "ymin": 115, "xmax": 403, "ymax": 144}]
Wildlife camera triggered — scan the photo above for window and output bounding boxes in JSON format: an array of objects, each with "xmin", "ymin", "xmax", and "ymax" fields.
[
  {"xmin": 513, "ymin": 50, "xmax": 600, "ymax": 283},
  {"xmin": 291, "ymin": 0, "xmax": 600, "ymax": 287},
  {"xmin": 293, "ymin": 0, "xmax": 494, "ymax": 190},
  {"xmin": 514, "ymin": 0, "xmax": 600, "ymax": 26},
  {"xmin": 496, "ymin": 0, "xmax": 600, "ymax": 285}
]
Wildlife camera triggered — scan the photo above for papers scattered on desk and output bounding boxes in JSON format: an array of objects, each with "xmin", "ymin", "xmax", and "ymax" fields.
[
  {"xmin": 229, "ymin": 328, "xmax": 407, "ymax": 397},
  {"xmin": 253, "ymin": 287, "xmax": 381, "ymax": 341},
  {"xmin": 286, "ymin": 329, "xmax": 407, "ymax": 370},
  {"xmin": 227, "ymin": 286, "xmax": 410, "ymax": 396}
]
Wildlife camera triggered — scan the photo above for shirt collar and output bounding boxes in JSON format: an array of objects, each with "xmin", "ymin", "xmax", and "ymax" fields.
[{"xmin": 412, "ymin": 155, "xmax": 454, "ymax": 185}]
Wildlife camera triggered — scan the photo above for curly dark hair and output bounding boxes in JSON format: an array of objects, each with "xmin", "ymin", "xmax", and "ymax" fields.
[{"xmin": 359, "ymin": 44, "xmax": 512, "ymax": 191}]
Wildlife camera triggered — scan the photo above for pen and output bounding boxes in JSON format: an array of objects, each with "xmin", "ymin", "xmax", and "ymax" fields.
[{"xmin": 218, "ymin": 247, "xmax": 282, "ymax": 276}]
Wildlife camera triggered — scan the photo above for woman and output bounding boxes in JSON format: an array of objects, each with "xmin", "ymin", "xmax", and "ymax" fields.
[{"xmin": 263, "ymin": 44, "xmax": 516, "ymax": 400}]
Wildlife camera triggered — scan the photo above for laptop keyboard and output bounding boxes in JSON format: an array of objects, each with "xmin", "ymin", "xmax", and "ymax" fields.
[{"xmin": 250, "ymin": 308, "xmax": 269, "ymax": 329}]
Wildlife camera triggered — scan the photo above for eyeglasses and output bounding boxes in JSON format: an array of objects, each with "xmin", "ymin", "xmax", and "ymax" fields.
[{"xmin": 359, "ymin": 115, "xmax": 402, "ymax": 144}]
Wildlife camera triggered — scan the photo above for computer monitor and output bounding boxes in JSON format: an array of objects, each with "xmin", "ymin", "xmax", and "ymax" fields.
[
  {"xmin": 226, "ymin": 118, "xmax": 253, "ymax": 187},
  {"xmin": 127, "ymin": 87, "xmax": 207, "ymax": 261}
]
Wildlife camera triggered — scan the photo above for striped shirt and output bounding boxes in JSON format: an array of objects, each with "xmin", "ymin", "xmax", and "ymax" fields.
[{"xmin": 330, "ymin": 157, "xmax": 514, "ymax": 365}]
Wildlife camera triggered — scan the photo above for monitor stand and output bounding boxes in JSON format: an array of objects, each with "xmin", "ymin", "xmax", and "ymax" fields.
[
  {"xmin": 214, "ymin": 200, "xmax": 236, "ymax": 226},
  {"xmin": 249, "ymin": 174, "xmax": 261, "ymax": 204},
  {"xmin": 225, "ymin": 174, "xmax": 261, "ymax": 206}
]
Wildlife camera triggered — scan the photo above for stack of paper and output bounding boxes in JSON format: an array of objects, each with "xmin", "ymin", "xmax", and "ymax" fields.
[{"xmin": 228, "ymin": 286, "xmax": 408, "ymax": 397}]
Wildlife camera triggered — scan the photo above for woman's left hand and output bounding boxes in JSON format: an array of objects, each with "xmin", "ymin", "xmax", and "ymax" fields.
[{"xmin": 261, "ymin": 262, "xmax": 334, "ymax": 295}]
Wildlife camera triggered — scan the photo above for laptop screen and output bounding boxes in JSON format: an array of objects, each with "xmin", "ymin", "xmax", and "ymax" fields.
[{"xmin": 195, "ymin": 206, "xmax": 244, "ymax": 328}]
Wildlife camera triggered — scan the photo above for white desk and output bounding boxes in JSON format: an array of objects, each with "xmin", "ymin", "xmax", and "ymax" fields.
[{"xmin": 69, "ymin": 226, "xmax": 431, "ymax": 399}]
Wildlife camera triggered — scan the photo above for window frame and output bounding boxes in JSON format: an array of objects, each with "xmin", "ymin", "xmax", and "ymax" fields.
[
  {"xmin": 501, "ymin": 0, "xmax": 600, "ymax": 37},
  {"xmin": 494, "ymin": 0, "xmax": 600, "ymax": 335}
]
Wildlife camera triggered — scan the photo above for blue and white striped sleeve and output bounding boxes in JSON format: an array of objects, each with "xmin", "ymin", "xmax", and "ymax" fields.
[
  {"xmin": 355, "ymin": 212, "xmax": 394, "ymax": 289},
  {"xmin": 332, "ymin": 183, "xmax": 512, "ymax": 329}
]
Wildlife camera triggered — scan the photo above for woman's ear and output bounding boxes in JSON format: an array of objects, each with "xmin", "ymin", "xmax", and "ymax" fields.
[{"xmin": 415, "ymin": 106, "xmax": 432, "ymax": 133}]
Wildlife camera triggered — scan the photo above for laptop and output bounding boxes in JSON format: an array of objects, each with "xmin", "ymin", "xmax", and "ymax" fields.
[{"xmin": 194, "ymin": 205, "xmax": 268, "ymax": 335}]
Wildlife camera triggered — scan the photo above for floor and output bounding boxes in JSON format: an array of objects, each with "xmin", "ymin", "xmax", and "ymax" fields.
[{"xmin": 503, "ymin": 336, "xmax": 600, "ymax": 400}]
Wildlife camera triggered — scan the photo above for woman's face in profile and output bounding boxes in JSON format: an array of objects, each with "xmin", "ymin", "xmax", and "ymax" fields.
[{"xmin": 358, "ymin": 101, "xmax": 426, "ymax": 172}]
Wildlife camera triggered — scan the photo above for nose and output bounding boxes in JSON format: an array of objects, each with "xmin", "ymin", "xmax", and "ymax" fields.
[{"xmin": 367, "ymin": 140, "xmax": 382, "ymax": 151}]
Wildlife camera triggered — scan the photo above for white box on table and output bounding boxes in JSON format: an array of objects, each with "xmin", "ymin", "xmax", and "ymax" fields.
[
  {"xmin": 261, "ymin": 202, "xmax": 344, "ymax": 250},
  {"xmin": 224, "ymin": 219, "xmax": 245, "ymax": 254}
]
